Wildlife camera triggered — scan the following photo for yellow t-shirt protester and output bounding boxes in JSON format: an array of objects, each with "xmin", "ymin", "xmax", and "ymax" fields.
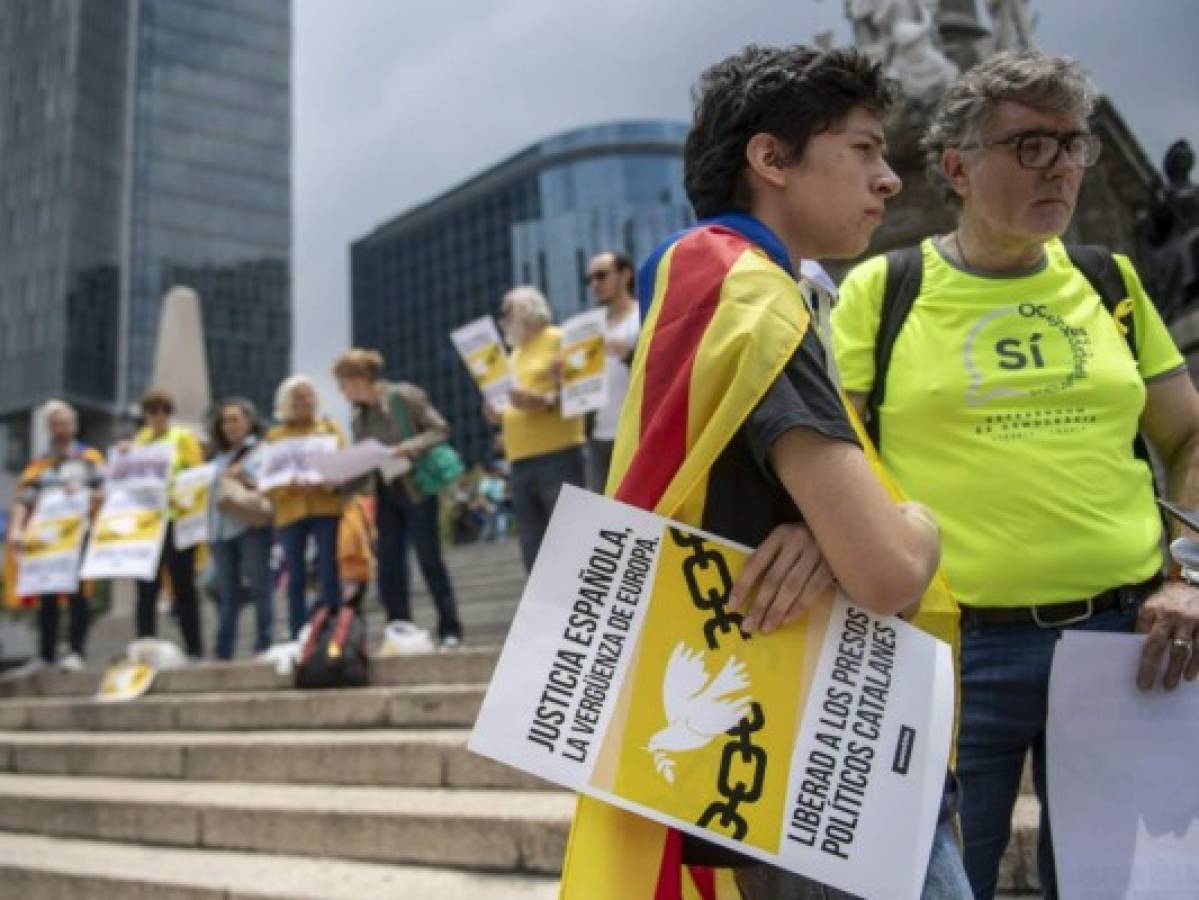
[
  {"xmin": 833, "ymin": 238, "xmax": 1184, "ymax": 609},
  {"xmin": 134, "ymin": 425, "xmax": 204, "ymax": 521},
  {"xmin": 501, "ymin": 325, "xmax": 585, "ymax": 462}
]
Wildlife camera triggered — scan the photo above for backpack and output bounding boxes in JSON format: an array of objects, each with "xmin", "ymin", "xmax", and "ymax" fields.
[
  {"xmin": 864, "ymin": 242, "xmax": 1152, "ymax": 471},
  {"xmin": 295, "ymin": 604, "xmax": 370, "ymax": 689}
]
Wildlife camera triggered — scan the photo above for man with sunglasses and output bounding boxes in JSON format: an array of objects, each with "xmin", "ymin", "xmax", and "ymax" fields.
[
  {"xmin": 584, "ymin": 250, "xmax": 640, "ymax": 492},
  {"xmin": 833, "ymin": 51, "xmax": 1199, "ymax": 899}
]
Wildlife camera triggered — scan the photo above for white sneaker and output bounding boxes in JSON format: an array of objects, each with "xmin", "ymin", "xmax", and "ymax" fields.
[
  {"xmin": 439, "ymin": 635, "xmax": 462, "ymax": 651},
  {"xmin": 379, "ymin": 620, "xmax": 434, "ymax": 656},
  {"xmin": 0, "ymin": 658, "xmax": 45, "ymax": 682},
  {"xmin": 58, "ymin": 652, "xmax": 85, "ymax": 672}
]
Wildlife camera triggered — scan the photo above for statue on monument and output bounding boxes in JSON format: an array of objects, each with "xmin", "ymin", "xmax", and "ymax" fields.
[
  {"xmin": 1138, "ymin": 139, "xmax": 1199, "ymax": 321},
  {"xmin": 845, "ymin": 0, "xmax": 958, "ymax": 103},
  {"xmin": 985, "ymin": 0, "xmax": 1037, "ymax": 52}
]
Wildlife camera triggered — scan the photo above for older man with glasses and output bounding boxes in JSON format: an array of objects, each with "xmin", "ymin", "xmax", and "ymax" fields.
[
  {"xmin": 584, "ymin": 251, "xmax": 641, "ymax": 493},
  {"xmin": 833, "ymin": 50, "xmax": 1199, "ymax": 900}
]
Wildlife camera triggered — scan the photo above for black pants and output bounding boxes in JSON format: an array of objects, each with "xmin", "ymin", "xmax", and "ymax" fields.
[
  {"xmin": 136, "ymin": 524, "xmax": 202, "ymax": 657},
  {"xmin": 376, "ymin": 484, "xmax": 462, "ymax": 641},
  {"xmin": 38, "ymin": 592, "xmax": 89, "ymax": 663}
]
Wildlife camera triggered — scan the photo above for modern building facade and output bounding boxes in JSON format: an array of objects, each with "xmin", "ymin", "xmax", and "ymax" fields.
[
  {"xmin": 350, "ymin": 121, "xmax": 691, "ymax": 465},
  {"xmin": 0, "ymin": 0, "xmax": 290, "ymax": 491}
]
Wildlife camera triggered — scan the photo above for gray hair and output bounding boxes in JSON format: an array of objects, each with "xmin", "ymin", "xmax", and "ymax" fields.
[
  {"xmin": 42, "ymin": 399, "xmax": 78, "ymax": 428},
  {"xmin": 274, "ymin": 374, "xmax": 320, "ymax": 423},
  {"xmin": 923, "ymin": 51, "xmax": 1098, "ymax": 202},
  {"xmin": 501, "ymin": 285, "xmax": 553, "ymax": 327}
]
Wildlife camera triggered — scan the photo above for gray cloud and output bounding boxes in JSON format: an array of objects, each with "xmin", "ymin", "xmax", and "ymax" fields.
[{"xmin": 294, "ymin": 0, "xmax": 1198, "ymax": 423}]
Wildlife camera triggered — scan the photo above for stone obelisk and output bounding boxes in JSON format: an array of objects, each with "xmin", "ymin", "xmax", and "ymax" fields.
[{"xmin": 147, "ymin": 285, "xmax": 211, "ymax": 434}]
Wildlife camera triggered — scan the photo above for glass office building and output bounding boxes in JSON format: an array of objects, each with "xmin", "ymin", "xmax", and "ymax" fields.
[
  {"xmin": 0, "ymin": 0, "xmax": 290, "ymax": 489},
  {"xmin": 350, "ymin": 121, "xmax": 691, "ymax": 465}
]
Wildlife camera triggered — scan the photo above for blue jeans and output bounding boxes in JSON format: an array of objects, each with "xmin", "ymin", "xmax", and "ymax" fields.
[
  {"xmin": 376, "ymin": 486, "xmax": 462, "ymax": 640},
  {"xmin": 957, "ymin": 599, "xmax": 1141, "ymax": 900},
  {"xmin": 510, "ymin": 445, "xmax": 586, "ymax": 572},
  {"xmin": 278, "ymin": 515, "xmax": 340, "ymax": 638},
  {"xmin": 211, "ymin": 526, "xmax": 273, "ymax": 659},
  {"xmin": 733, "ymin": 818, "xmax": 971, "ymax": 898}
]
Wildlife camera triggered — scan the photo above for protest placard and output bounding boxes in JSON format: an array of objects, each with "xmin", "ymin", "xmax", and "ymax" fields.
[
  {"xmin": 80, "ymin": 444, "xmax": 171, "ymax": 580},
  {"xmin": 258, "ymin": 435, "xmax": 338, "ymax": 491},
  {"xmin": 451, "ymin": 316, "xmax": 513, "ymax": 412},
  {"xmin": 470, "ymin": 486, "xmax": 953, "ymax": 900},
  {"xmin": 171, "ymin": 463, "xmax": 217, "ymax": 550},
  {"xmin": 559, "ymin": 308, "xmax": 609, "ymax": 418},
  {"xmin": 16, "ymin": 487, "xmax": 91, "ymax": 596}
]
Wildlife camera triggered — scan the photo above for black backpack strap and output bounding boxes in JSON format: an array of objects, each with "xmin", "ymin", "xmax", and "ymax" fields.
[
  {"xmin": 866, "ymin": 245, "xmax": 925, "ymax": 446},
  {"xmin": 1065, "ymin": 243, "xmax": 1137, "ymax": 356},
  {"xmin": 1065, "ymin": 243, "xmax": 1160, "ymax": 490}
]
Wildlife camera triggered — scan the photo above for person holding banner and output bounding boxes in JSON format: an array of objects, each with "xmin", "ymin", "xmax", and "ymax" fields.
[
  {"xmin": 485, "ymin": 286, "xmax": 586, "ymax": 572},
  {"xmin": 832, "ymin": 51, "xmax": 1199, "ymax": 900},
  {"xmin": 585, "ymin": 251, "xmax": 641, "ymax": 493},
  {"xmin": 5, "ymin": 400, "xmax": 103, "ymax": 672},
  {"xmin": 560, "ymin": 45, "xmax": 968, "ymax": 899},
  {"xmin": 267, "ymin": 375, "xmax": 346, "ymax": 638},
  {"xmin": 333, "ymin": 348, "xmax": 464, "ymax": 649},
  {"xmin": 131, "ymin": 389, "xmax": 206, "ymax": 659},
  {"xmin": 207, "ymin": 398, "xmax": 274, "ymax": 660}
]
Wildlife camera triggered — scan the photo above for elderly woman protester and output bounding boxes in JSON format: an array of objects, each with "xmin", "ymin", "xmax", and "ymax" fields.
[
  {"xmin": 266, "ymin": 375, "xmax": 346, "ymax": 637},
  {"xmin": 485, "ymin": 286, "xmax": 586, "ymax": 572},
  {"xmin": 334, "ymin": 349, "xmax": 464, "ymax": 648},
  {"xmin": 133, "ymin": 388, "xmax": 206, "ymax": 659},
  {"xmin": 833, "ymin": 51, "xmax": 1199, "ymax": 899},
  {"xmin": 5, "ymin": 400, "xmax": 104, "ymax": 672},
  {"xmin": 207, "ymin": 397, "xmax": 273, "ymax": 660}
]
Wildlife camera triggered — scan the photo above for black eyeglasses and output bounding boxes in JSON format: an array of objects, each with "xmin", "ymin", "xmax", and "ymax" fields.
[
  {"xmin": 586, "ymin": 270, "xmax": 614, "ymax": 283},
  {"xmin": 966, "ymin": 130, "xmax": 1102, "ymax": 170}
]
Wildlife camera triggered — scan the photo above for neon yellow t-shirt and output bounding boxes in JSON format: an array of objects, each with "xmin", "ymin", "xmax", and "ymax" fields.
[
  {"xmin": 501, "ymin": 325, "xmax": 585, "ymax": 463},
  {"xmin": 833, "ymin": 238, "xmax": 1185, "ymax": 608}
]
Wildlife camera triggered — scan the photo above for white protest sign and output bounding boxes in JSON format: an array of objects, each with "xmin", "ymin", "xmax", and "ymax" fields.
[
  {"xmin": 451, "ymin": 316, "xmax": 514, "ymax": 412},
  {"xmin": 80, "ymin": 443, "xmax": 171, "ymax": 581},
  {"xmin": 559, "ymin": 308, "xmax": 609, "ymax": 419},
  {"xmin": 470, "ymin": 486, "xmax": 954, "ymax": 900},
  {"xmin": 258, "ymin": 435, "xmax": 338, "ymax": 491},
  {"xmin": 16, "ymin": 487, "xmax": 91, "ymax": 596},
  {"xmin": 1049, "ymin": 631, "xmax": 1199, "ymax": 899},
  {"xmin": 171, "ymin": 463, "xmax": 217, "ymax": 550}
]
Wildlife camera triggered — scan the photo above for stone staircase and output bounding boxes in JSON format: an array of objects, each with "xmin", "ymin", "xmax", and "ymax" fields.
[
  {"xmin": 0, "ymin": 649, "xmax": 568, "ymax": 898},
  {"xmin": 0, "ymin": 533, "xmax": 1045, "ymax": 897}
]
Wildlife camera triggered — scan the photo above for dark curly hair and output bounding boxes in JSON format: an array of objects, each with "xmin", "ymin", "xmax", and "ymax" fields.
[{"xmin": 684, "ymin": 45, "xmax": 897, "ymax": 219}]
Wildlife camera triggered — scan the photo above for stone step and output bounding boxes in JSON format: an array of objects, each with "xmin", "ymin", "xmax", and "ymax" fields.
[
  {"xmin": 0, "ymin": 832, "xmax": 559, "ymax": 899},
  {"xmin": 0, "ymin": 684, "xmax": 485, "ymax": 731},
  {"xmin": 999, "ymin": 796, "xmax": 1043, "ymax": 896},
  {"xmin": 0, "ymin": 730, "xmax": 551, "ymax": 790},
  {"xmin": 0, "ymin": 774, "xmax": 572, "ymax": 873},
  {"xmin": 0, "ymin": 647, "xmax": 502, "ymax": 700}
]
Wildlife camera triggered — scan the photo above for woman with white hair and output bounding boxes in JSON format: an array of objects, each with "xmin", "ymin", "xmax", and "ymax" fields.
[
  {"xmin": 5, "ymin": 400, "xmax": 104, "ymax": 673},
  {"xmin": 485, "ymin": 286, "xmax": 586, "ymax": 571},
  {"xmin": 265, "ymin": 375, "xmax": 346, "ymax": 637}
]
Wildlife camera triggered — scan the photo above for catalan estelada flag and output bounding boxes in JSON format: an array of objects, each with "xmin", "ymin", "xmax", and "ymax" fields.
[{"xmin": 557, "ymin": 213, "xmax": 958, "ymax": 899}]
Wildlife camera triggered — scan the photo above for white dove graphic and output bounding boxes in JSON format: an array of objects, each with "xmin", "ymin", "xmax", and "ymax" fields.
[{"xmin": 646, "ymin": 642, "xmax": 753, "ymax": 785}]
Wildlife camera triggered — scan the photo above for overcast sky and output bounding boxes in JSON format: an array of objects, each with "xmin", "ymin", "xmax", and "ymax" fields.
[{"xmin": 293, "ymin": 0, "xmax": 1198, "ymax": 423}]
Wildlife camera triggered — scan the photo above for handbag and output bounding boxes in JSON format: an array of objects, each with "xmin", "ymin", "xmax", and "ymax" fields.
[
  {"xmin": 387, "ymin": 391, "xmax": 465, "ymax": 497},
  {"xmin": 214, "ymin": 446, "xmax": 273, "ymax": 527}
]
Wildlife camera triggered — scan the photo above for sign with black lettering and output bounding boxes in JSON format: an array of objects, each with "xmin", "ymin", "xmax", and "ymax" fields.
[{"xmin": 469, "ymin": 486, "xmax": 954, "ymax": 900}]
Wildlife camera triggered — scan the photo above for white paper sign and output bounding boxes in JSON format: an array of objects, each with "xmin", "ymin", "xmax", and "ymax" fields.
[
  {"xmin": 171, "ymin": 463, "xmax": 217, "ymax": 550},
  {"xmin": 1049, "ymin": 631, "xmax": 1199, "ymax": 899},
  {"xmin": 80, "ymin": 444, "xmax": 171, "ymax": 580},
  {"xmin": 559, "ymin": 308, "xmax": 609, "ymax": 419},
  {"xmin": 258, "ymin": 435, "xmax": 338, "ymax": 491},
  {"xmin": 451, "ymin": 316, "xmax": 514, "ymax": 412},
  {"xmin": 470, "ymin": 486, "xmax": 954, "ymax": 900},
  {"xmin": 16, "ymin": 487, "xmax": 91, "ymax": 596},
  {"xmin": 307, "ymin": 438, "xmax": 410, "ymax": 485}
]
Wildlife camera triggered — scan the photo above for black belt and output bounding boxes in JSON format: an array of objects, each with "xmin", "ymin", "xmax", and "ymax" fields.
[{"xmin": 959, "ymin": 576, "xmax": 1163, "ymax": 630}]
